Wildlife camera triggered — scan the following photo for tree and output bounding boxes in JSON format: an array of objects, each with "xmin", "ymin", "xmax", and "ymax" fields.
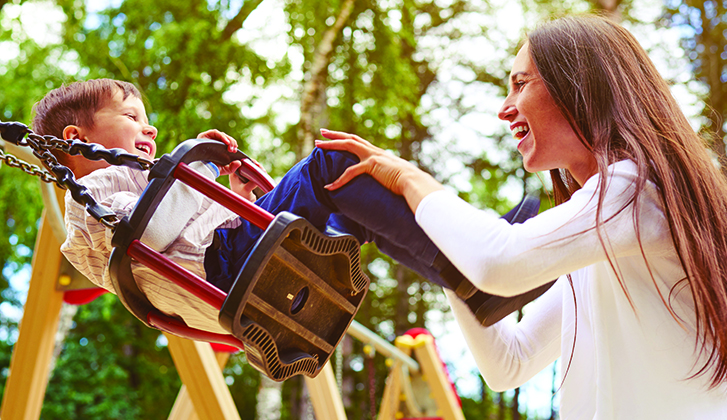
[{"xmin": 663, "ymin": 0, "xmax": 727, "ymax": 177}]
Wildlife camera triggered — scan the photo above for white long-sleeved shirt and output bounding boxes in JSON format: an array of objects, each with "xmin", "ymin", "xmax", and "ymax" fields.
[
  {"xmin": 62, "ymin": 163, "xmax": 240, "ymax": 334},
  {"xmin": 416, "ymin": 160, "xmax": 727, "ymax": 419}
]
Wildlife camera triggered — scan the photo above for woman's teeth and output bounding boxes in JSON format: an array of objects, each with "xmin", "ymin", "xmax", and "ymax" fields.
[{"xmin": 513, "ymin": 125, "xmax": 530, "ymax": 139}]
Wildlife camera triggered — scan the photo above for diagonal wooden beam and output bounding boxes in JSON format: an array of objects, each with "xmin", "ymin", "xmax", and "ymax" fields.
[
  {"xmin": 0, "ymin": 209, "xmax": 65, "ymax": 420},
  {"xmin": 165, "ymin": 334, "xmax": 241, "ymax": 420},
  {"xmin": 168, "ymin": 349, "xmax": 231, "ymax": 420}
]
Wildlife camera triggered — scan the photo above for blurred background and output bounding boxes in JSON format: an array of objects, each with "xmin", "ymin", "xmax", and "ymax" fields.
[{"xmin": 0, "ymin": 0, "xmax": 724, "ymax": 418}]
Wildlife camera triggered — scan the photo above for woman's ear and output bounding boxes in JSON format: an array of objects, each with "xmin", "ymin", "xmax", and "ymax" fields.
[{"xmin": 62, "ymin": 125, "xmax": 86, "ymax": 142}]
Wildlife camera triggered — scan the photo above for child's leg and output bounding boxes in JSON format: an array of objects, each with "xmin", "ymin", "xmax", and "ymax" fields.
[{"xmin": 205, "ymin": 148, "xmax": 445, "ymax": 292}]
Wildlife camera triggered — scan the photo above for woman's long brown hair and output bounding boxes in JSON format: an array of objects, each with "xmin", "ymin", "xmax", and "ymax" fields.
[{"xmin": 528, "ymin": 15, "xmax": 727, "ymax": 387}]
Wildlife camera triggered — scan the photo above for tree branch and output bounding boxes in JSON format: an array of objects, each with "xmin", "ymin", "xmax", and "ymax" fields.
[
  {"xmin": 221, "ymin": 0, "xmax": 266, "ymax": 41},
  {"xmin": 298, "ymin": 0, "xmax": 356, "ymax": 157}
]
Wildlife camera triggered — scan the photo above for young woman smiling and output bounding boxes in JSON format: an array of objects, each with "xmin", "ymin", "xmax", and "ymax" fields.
[{"xmin": 317, "ymin": 15, "xmax": 727, "ymax": 419}]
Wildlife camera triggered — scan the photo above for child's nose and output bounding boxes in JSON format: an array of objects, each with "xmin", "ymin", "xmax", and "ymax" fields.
[{"xmin": 144, "ymin": 125, "xmax": 158, "ymax": 140}]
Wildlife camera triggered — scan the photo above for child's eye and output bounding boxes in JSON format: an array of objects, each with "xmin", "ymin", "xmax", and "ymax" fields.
[{"xmin": 126, "ymin": 113, "xmax": 137, "ymax": 121}]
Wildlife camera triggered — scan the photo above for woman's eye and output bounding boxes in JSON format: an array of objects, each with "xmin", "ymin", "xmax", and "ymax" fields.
[{"xmin": 514, "ymin": 81, "xmax": 526, "ymax": 91}]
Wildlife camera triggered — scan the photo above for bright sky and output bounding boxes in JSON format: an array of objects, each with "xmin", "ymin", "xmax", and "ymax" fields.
[{"xmin": 3, "ymin": 0, "xmax": 704, "ymax": 418}]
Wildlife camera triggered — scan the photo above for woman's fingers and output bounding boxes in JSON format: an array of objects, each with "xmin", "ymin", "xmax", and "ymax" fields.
[
  {"xmin": 320, "ymin": 129, "xmax": 375, "ymax": 149},
  {"xmin": 319, "ymin": 127, "xmax": 444, "ymax": 211},
  {"xmin": 317, "ymin": 129, "xmax": 409, "ymax": 193},
  {"xmin": 315, "ymin": 139, "xmax": 371, "ymax": 157},
  {"xmin": 320, "ymin": 128, "xmax": 365, "ymax": 142},
  {"xmin": 324, "ymin": 163, "xmax": 368, "ymax": 191}
]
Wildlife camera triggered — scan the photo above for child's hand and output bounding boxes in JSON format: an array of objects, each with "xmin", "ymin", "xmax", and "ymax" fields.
[
  {"xmin": 229, "ymin": 159, "xmax": 267, "ymax": 203},
  {"xmin": 197, "ymin": 129, "xmax": 238, "ymax": 153},
  {"xmin": 196, "ymin": 130, "xmax": 260, "ymax": 202}
]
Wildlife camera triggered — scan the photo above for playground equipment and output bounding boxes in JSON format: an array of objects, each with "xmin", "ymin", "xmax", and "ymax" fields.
[
  {"xmin": 0, "ymin": 132, "xmax": 466, "ymax": 420},
  {"xmin": 0, "ymin": 120, "xmax": 549, "ymax": 419},
  {"xmin": 0, "ymin": 122, "xmax": 370, "ymax": 382},
  {"xmin": 0, "ymin": 128, "xmax": 465, "ymax": 419}
]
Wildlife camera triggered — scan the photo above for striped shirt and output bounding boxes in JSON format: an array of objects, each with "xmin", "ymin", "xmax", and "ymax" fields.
[{"xmin": 62, "ymin": 163, "xmax": 241, "ymax": 333}]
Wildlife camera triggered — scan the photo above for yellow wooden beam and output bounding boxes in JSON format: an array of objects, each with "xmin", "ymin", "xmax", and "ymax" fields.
[
  {"xmin": 0, "ymin": 210, "xmax": 65, "ymax": 420},
  {"xmin": 377, "ymin": 360, "xmax": 404, "ymax": 420},
  {"xmin": 165, "ymin": 334, "xmax": 241, "ymax": 420},
  {"xmin": 168, "ymin": 349, "xmax": 231, "ymax": 420},
  {"xmin": 411, "ymin": 335, "xmax": 465, "ymax": 420},
  {"xmin": 305, "ymin": 362, "xmax": 347, "ymax": 420}
]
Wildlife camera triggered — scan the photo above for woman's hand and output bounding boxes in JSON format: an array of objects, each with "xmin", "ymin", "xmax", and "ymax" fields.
[{"xmin": 316, "ymin": 128, "xmax": 444, "ymax": 212}]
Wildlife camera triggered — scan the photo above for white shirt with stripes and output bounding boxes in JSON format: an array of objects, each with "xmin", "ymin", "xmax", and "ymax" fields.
[{"xmin": 62, "ymin": 162, "xmax": 240, "ymax": 334}]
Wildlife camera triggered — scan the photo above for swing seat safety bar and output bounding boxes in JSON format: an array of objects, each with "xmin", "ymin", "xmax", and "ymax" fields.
[{"xmin": 109, "ymin": 139, "xmax": 369, "ymax": 382}]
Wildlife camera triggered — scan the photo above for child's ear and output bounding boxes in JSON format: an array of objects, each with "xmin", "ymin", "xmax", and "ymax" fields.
[{"xmin": 62, "ymin": 125, "xmax": 86, "ymax": 142}]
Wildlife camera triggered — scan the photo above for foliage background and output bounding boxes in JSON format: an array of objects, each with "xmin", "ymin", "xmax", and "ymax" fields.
[{"xmin": 0, "ymin": 0, "xmax": 724, "ymax": 418}]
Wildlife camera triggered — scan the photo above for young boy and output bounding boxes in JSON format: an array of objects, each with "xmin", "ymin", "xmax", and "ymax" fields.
[{"xmin": 33, "ymin": 79, "xmax": 537, "ymax": 334}]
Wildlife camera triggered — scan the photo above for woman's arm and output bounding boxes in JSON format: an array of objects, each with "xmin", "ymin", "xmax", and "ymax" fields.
[
  {"xmin": 317, "ymin": 130, "xmax": 667, "ymax": 296},
  {"xmin": 416, "ymin": 162, "xmax": 666, "ymax": 296},
  {"xmin": 446, "ymin": 278, "xmax": 564, "ymax": 390}
]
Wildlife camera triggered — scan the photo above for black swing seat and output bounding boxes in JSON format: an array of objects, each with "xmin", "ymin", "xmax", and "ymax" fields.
[
  {"xmin": 219, "ymin": 212, "xmax": 368, "ymax": 380},
  {"xmin": 108, "ymin": 139, "xmax": 369, "ymax": 382}
]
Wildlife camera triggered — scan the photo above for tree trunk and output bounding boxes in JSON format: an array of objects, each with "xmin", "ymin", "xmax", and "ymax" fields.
[
  {"xmin": 497, "ymin": 392, "xmax": 506, "ymax": 420},
  {"xmin": 297, "ymin": 0, "xmax": 356, "ymax": 158},
  {"xmin": 256, "ymin": 374, "xmax": 283, "ymax": 420},
  {"xmin": 479, "ymin": 375, "xmax": 491, "ymax": 419},
  {"xmin": 48, "ymin": 302, "xmax": 79, "ymax": 375},
  {"xmin": 394, "ymin": 265, "xmax": 410, "ymax": 336},
  {"xmin": 512, "ymin": 387, "xmax": 521, "ymax": 420},
  {"xmin": 696, "ymin": 0, "xmax": 727, "ymax": 177}
]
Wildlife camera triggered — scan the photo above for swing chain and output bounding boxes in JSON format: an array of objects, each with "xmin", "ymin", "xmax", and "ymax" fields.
[{"xmin": 0, "ymin": 148, "xmax": 57, "ymax": 184}]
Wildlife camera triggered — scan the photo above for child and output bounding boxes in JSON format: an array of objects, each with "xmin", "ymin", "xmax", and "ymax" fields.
[{"xmin": 32, "ymin": 78, "xmax": 537, "ymax": 333}]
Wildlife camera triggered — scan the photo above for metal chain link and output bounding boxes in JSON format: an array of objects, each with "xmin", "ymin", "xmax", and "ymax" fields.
[
  {"xmin": 0, "ymin": 148, "xmax": 58, "ymax": 184},
  {"xmin": 1, "ymin": 121, "xmax": 157, "ymax": 231}
]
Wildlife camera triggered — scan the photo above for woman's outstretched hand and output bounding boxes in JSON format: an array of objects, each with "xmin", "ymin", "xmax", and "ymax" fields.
[{"xmin": 316, "ymin": 128, "xmax": 444, "ymax": 212}]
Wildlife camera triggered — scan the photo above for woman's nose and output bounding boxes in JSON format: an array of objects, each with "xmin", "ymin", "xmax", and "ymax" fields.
[{"xmin": 498, "ymin": 99, "xmax": 516, "ymax": 121}]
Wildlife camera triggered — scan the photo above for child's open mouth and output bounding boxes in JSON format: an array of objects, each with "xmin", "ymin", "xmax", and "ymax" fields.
[{"xmin": 136, "ymin": 144, "xmax": 151, "ymax": 154}]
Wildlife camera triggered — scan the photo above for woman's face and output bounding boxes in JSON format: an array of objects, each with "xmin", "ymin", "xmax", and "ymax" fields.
[{"xmin": 498, "ymin": 42, "xmax": 597, "ymax": 185}]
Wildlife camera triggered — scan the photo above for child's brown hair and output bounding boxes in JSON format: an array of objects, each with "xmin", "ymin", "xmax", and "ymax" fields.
[
  {"xmin": 31, "ymin": 79, "xmax": 141, "ymax": 169},
  {"xmin": 32, "ymin": 79, "xmax": 141, "ymax": 139}
]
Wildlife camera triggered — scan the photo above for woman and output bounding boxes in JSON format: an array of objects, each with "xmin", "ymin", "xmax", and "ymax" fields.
[{"xmin": 317, "ymin": 15, "xmax": 727, "ymax": 418}]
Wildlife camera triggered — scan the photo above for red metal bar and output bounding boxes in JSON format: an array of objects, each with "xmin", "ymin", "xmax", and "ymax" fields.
[
  {"xmin": 174, "ymin": 162, "xmax": 275, "ymax": 230},
  {"xmin": 147, "ymin": 312, "xmax": 244, "ymax": 350},
  {"xmin": 239, "ymin": 158, "xmax": 275, "ymax": 193},
  {"xmin": 127, "ymin": 240, "xmax": 227, "ymax": 310}
]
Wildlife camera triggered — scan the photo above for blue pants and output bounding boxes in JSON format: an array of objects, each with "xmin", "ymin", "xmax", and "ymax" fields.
[{"xmin": 204, "ymin": 148, "xmax": 446, "ymax": 292}]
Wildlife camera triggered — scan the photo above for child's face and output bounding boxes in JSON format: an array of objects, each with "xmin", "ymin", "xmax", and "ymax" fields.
[
  {"xmin": 84, "ymin": 89, "xmax": 157, "ymax": 159},
  {"xmin": 69, "ymin": 88, "xmax": 158, "ymax": 174}
]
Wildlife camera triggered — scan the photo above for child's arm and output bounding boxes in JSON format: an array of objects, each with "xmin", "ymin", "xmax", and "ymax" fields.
[
  {"xmin": 143, "ymin": 161, "xmax": 219, "ymax": 251},
  {"xmin": 197, "ymin": 129, "xmax": 263, "ymax": 202}
]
